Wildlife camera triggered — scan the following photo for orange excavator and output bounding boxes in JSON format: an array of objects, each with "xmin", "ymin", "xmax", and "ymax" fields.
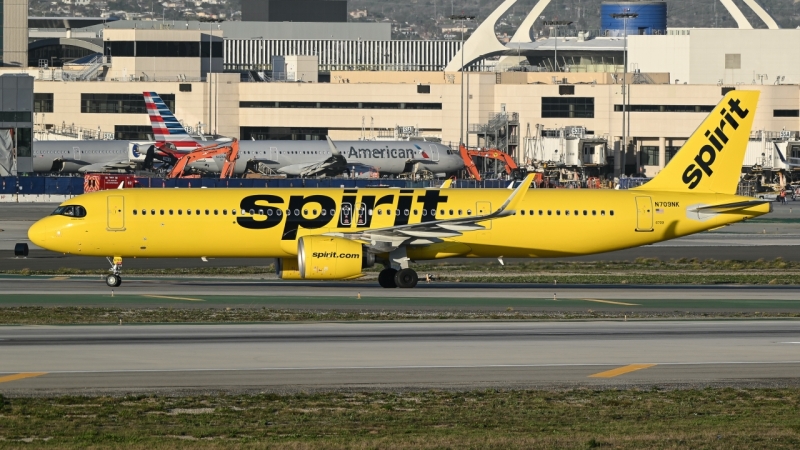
[
  {"xmin": 457, "ymin": 144, "xmax": 521, "ymax": 182},
  {"xmin": 165, "ymin": 140, "xmax": 240, "ymax": 179}
]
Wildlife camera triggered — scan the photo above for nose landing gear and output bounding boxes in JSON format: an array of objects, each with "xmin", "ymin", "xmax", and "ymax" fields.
[{"xmin": 105, "ymin": 257, "xmax": 123, "ymax": 287}]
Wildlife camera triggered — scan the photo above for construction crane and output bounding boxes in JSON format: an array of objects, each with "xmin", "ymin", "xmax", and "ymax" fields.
[
  {"xmin": 166, "ymin": 140, "xmax": 240, "ymax": 179},
  {"xmin": 457, "ymin": 144, "xmax": 521, "ymax": 182}
]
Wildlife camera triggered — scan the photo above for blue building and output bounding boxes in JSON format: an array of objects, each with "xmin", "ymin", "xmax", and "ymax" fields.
[{"xmin": 601, "ymin": 1, "xmax": 667, "ymax": 37}]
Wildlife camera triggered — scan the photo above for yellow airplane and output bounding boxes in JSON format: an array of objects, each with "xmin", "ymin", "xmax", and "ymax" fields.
[{"xmin": 29, "ymin": 91, "xmax": 770, "ymax": 289}]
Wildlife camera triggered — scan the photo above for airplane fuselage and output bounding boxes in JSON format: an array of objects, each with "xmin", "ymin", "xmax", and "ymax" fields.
[{"xmin": 28, "ymin": 187, "xmax": 769, "ymax": 260}]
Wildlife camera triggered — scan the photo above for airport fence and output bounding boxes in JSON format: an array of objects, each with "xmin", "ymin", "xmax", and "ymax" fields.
[{"xmin": 0, "ymin": 176, "xmax": 518, "ymax": 197}]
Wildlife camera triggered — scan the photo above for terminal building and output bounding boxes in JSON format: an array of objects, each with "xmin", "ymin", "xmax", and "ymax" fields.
[{"xmin": 3, "ymin": 0, "xmax": 800, "ymax": 180}]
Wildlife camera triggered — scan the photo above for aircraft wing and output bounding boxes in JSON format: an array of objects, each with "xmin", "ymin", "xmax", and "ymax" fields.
[
  {"xmin": 77, "ymin": 160, "xmax": 135, "ymax": 173},
  {"xmin": 325, "ymin": 174, "xmax": 535, "ymax": 252},
  {"xmin": 278, "ymin": 155, "xmax": 349, "ymax": 178}
]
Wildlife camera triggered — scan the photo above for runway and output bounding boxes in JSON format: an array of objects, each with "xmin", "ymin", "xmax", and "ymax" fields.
[
  {"xmin": 1, "ymin": 321, "xmax": 799, "ymax": 395},
  {"xmin": 3, "ymin": 276, "xmax": 800, "ymax": 312}
]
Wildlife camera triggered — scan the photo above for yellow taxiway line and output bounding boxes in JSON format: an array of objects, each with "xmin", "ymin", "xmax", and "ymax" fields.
[
  {"xmin": 589, "ymin": 364, "xmax": 657, "ymax": 378},
  {"xmin": 580, "ymin": 298, "xmax": 640, "ymax": 306},
  {"xmin": 49, "ymin": 276, "xmax": 69, "ymax": 281},
  {"xmin": 0, "ymin": 372, "xmax": 47, "ymax": 384},
  {"xmin": 142, "ymin": 295, "xmax": 205, "ymax": 302}
]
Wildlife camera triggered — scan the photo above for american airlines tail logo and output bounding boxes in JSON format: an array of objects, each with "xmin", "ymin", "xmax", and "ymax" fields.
[
  {"xmin": 682, "ymin": 98, "xmax": 750, "ymax": 189},
  {"xmin": 144, "ymin": 92, "xmax": 200, "ymax": 150}
]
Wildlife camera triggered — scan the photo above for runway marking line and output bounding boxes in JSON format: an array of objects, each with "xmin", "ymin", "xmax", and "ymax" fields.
[
  {"xmin": 580, "ymin": 298, "xmax": 640, "ymax": 306},
  {"xmin": 589, "ymin": 364, "xmax": 657, "ymax": 378},
  {"xmin": 0, "ymin": 372, "xmax": 47, "ymax": 384},
  {"xmin": 142, "ymin": 295, "xmax": 205, "ymax": 302}
]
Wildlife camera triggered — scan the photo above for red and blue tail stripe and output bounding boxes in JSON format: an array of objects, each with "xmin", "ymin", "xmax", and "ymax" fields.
[{"xmin": 143, "ymin": 92, "xmax": 201, "ymax": 150}]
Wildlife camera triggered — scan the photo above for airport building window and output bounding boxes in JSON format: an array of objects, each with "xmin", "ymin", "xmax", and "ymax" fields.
[
  {"xmin": 0, "ymin": 111, "xmax": 31, "ymax": 122},
  {"xmin": 240, "ymin": 101, "xmax": 442, "ymax": 110},
  {"xmin": 107, "ymin": 41, "xmax": 221, "ymax": 58},
  {"xmin": 82, "ymin": 94, "xmax": 175, "ymax": 114},
  {"xmin": 640, "ymin": 146, "xmax": 660, "ymax": 166},
  {"xmin": 774, "ymin": 109, "xmax": 800, "ymax": 117},
  {"xmin": 34, "ymin": 93, "xmax": 54, "ymax": 113},
  {"xmin": 114, "ymin": 125, "xmax": 153, "ymax": 141},
  {"xmin": 614, "ymin": 104, "xmax": 714, "ymax": 113},
  {"xmin": 241, "ymin": 126, "xmax": 328, "ymax": 141},
  {"xmin": 542, "ymin": 97, "xmax": 594, "ymax": 118}
]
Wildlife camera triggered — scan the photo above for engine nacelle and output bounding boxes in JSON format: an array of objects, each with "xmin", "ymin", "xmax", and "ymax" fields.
[
  {"xmin": 275, "ymin": 258, "xmax": 302, "ymax": 280},
  {"xmin": 298, "ymin": 236, "xmax": 372, "ymax": 280}
]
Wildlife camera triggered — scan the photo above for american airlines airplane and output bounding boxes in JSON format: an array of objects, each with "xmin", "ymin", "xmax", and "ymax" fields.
[{"xmin": 143, "ymin": 92, "xmax": 464, "ymax": 177}]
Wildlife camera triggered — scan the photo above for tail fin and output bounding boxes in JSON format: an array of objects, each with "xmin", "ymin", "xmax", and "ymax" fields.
[
  {"xmin": 143, "ymin": 92, "xmax": 201, "ymax": 150},
  {"xmin": 635, "ymin": 90, "xmax": 759, "ymax": 194}
]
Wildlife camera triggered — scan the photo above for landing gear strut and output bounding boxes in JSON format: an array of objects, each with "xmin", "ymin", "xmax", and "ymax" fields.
[
  {"xmin": 106, "ymin": 257, "xmax": 123, "ymax": 287},
  {"xmin": 378, "ymin": 247, "xmax": 419, "ymax": 288}
]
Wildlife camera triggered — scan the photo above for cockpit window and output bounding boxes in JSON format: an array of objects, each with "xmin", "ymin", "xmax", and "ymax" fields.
[{"xmin": 51, "ymin": 205, "xmax": 87, "ymax": 218}]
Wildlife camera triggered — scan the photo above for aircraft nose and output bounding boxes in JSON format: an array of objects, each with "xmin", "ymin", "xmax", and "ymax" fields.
[{"xmin": 28, "ymin": 219, "xmax": 50, "ymax": 248}]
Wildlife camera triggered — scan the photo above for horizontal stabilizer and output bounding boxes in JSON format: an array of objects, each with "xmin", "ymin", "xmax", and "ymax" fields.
[{"xmin": 690, "ymin": 200, "xmax": 770, "ymax": 213}]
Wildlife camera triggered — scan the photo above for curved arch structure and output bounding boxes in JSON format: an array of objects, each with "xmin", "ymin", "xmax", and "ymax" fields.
[
  {"xmin": 740, "ymin": 0, "xmax": 779, "ymax": 29},
  {"xmin": 509, "ymin": 0, "xmax": 553, "ymax": 43},
  {"xmin": 444, "ymin": 0, "xmax": 519, "ymax": 72}
]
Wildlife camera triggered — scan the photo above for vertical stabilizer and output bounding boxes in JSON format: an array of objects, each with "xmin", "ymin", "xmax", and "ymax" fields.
[
  {"xmin": 635, "ymin": 91, "xmax": 759, "ymax": 194},
  {"xmin": 143, "ymin": 92, "xmax": 201, "ymax": 150}
]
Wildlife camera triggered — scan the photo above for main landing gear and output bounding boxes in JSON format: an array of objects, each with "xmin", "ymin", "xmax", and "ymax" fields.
[
  {"xmin": 378, "ymin": 268, "xmax": 419, "ymax": 289},
  {"xmin": 105, "ymin": 257, "xmax": 123, "ymax": 287},
  {"xmin": 377, "ymin": 247, "xmax": 419, "ymax": 289}
]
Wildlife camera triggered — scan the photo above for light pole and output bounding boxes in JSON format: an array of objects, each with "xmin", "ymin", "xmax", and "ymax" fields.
[
  {"xmin": 610, "ymin": 11, "xmax": 637, "ymax": 177},
  {"xmin": 450, "ymin": 14, "xmax": 475, "ymax": 147},
  {"xmin": 543, "ymin": 20, "xmax": 571, "ymax": 71}
]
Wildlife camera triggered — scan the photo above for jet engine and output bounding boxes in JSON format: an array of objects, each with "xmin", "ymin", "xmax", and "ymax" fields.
[
  {"xmin": 297, "ymin": 235, "xmax": 373, "ymax": 280},
  {"xmin": 275, "ymin": 257, "xmax": 302, "ymax": 280}
]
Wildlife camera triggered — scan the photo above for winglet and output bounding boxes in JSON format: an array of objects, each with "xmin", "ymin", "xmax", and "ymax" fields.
[
  {"xmin": 495, "ymin": 173, "xmax": 535, "ymax": 216},
  {"xmin": 439, "ymin": 178, "xmax": 454, "ymax": 189},
  {"xmin": 326, "ymin": 136, "xmax": 341, "ymax": 157}
]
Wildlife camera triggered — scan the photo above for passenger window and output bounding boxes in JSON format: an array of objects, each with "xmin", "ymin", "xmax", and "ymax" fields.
[
  {"xmin": 142, "ymin": 209, "xmax": 147, "ymax": 215},
  {"xmin": 249, "ymin": 209, "xmax": 255, "ymax": 215},
  {"xmin": 610, "ymin": 210, "xmax": 615, "ymax": 216},
  {"xmin": 133, "ymin": 210, "xmax": 138, "ymax": 215},
  {"xmin": 592, "ymin": 210, "xmax": 597, "ymax": 216},
  {"xmin": 583, "ymin": 210, "xmax": 587, "ymax": 216},
  {"xmin": 322, "ymin": 209, "xmax": 327, "ymax": 216},
  {"xmin": 312, "ymin": 209, "xmax": 317, "ymax": 215},
  {"xmin": 187, "ymin": 210, "xmax": 191, "ymax": 215},
  {"xmin": 422, "ymin": 210, "xmax": 427, "ymax": 216},
  {"xmin": 303, "ymin": 209, "xmax": 308, "ymax": 215},
  {"xmin": 404, "ymin": 209, "xmax": 409, "ymax": 216},
  {"xmin": 529, "ymin": 210, "xmax": 534, "ymax": 215},
  {"xmin": 539, "ymin": 210, "xmax": 543, "ymax": 215},
  {"xmin": 214, "ymin": 210, "xmax": 218, "ymax": 215},
  {"xmin": 377, "ymin": 209, "xmax": 383, "ymax": 215},
  {"xmin": 178, "ymin": 210, "xmax": 183, "ymax": 215},
  {"xmin": 565, "ymin": 210, "xmax": 570, "ymax": 216},
  {"xmin": 458, "ymin": 210, "xmax": 462, "ymax": 216},
  {"xmin": 285, "ymin": 210, "xmax": 291, "ymax": 216},
  {"xmin": 432, "ymin": 209, "xmax": 437, "ymax": 217},
  {"xmin": 574, "ymin": 210, "xmax": 578, "ymax": 216},
  {"xmin": 222, "ymin": 210, "xmax": 227, "ymax": 215},
  {"xmin": 467, "ymin": 209, "xmax": 472, "ymax": 215},
  {"xmin": 386, "ymin": 209, "xmax": 391, "ymax": 215},
  {"xmin": 205, "ymin": 209, "xmax": 209, "ymax": 215},
  {"xmin": 196, "ymin": 210, "xmax": 200, "ymax": 215},
  {"xmin": 413, "ymin": 209, "xmax": 418, "ymax": 215},
  {"xmin": 258, "ymin": 209, "xmax": 264, "ymax": 215},
  {"xmin": 294, "ymin": 209, "xmax": 300, "ymax": 216},
  {"xmin": 440, "ymin": 209, "xmax": 445, "ymax": 216},
  {"xmin": 160, "ymin": 210, "xmax": 164, "ymax": 215},
  {"xmin": 151, "ymin": 210, "xmax": 155, "ymax": 215},
  {"xmin": 232, "ymin": 210, "xmax": 237, "ymax": 215},
  {"xmin": 449, "ymin": 209, "xmax": 453, "ymax": 216},
  {"xmin": 521, "ymin": 210, "xmax": 526, "ymax": 216},
  {"xmin": 329, "ymin": 209, "xmax": 335, "ymax": 216},
  {"xmin": 601, "ymin": 210, "xmax": 606, "ymax": 216},
  {"xmin": 396, "ymin": 210, "xmax": 400, "ymax": 216},
  {"xmin": 276, "ymin": 210, "xmax": 282, "ymax": 216},
  {"xmin": 547, "ymin": 210, "xmax": 552, "ymax": 215},
  {"xmin": 556, "ymin": 210, "xmax": 561, "ymax": 216}
]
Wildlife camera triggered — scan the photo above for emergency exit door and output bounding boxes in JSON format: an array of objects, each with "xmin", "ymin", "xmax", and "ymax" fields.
[
  {"xmin": 477, "ymin": 202, "xmax": 492, "ymax": 230},
  {"xmin": 107, "ymin": 196, "xmax": 126, "ymax": 231},
  {"xmin": 635, "ymin": 196, "xmax": 653, "ymax": 232}
]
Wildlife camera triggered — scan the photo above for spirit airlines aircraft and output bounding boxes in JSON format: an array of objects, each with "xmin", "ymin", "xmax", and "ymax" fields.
[
  {"xmin": 144, "ymin": 92, "xmax": 464, "ymax": 177},
  {"xmin": 29, "ymin": 91, "xmax": 769, "ymax": 289}
]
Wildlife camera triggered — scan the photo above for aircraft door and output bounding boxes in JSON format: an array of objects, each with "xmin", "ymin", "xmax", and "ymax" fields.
[
  {"xmin": 269, "ymin": 147, "xmax": 278, "ymax": 162},
  {"xmin": 477, "ymin": 201, "xmax": 492, "ymax": 230},
  {"xmin": 107, "ymin": 196, "xmax": 126, "ymax": 231},
  {"xmin": 72, "ymin": 146, "xmax": 82, "ymax": 161},
  {"xmin": 428, "ymin": 145, "xmax": 440, "ymax": 162},
  {"xmin": 635, "ymin": 196, "xmax": 653, "ymax": 232}
]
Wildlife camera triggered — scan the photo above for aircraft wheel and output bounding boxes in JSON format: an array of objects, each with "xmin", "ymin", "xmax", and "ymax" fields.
[
  {"xmin": 106, "ymin": 274, "xmax": 122, "ymax": 288},
  {"xmin": 394, "ymin": 268, "xmax": 418, "ymax": 289},
  {"xmin": 378, "ymin": 268, "xmax": 398, "ymax": 288}
]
